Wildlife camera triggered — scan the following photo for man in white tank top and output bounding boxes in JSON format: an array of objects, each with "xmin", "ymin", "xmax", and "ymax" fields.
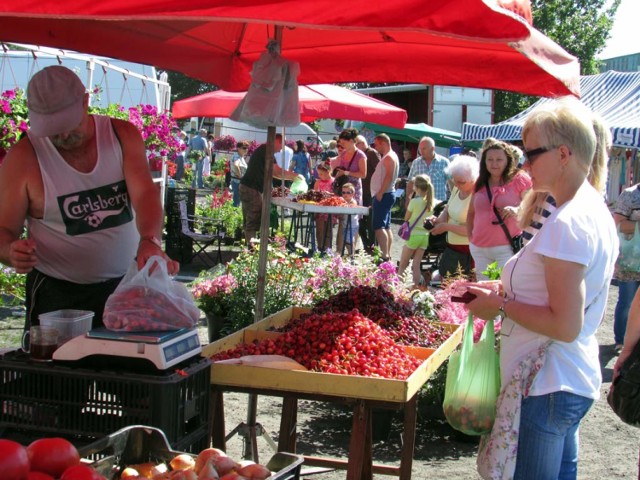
[{"xmin": 0, "ymin": 65, "xmax": 178, "ymax": 330}]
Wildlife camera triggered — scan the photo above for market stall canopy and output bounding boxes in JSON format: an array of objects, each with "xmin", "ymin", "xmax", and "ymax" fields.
[
  {"xmin": 172, "ymin": 84, "xmax": 408, "ymax": 129},
  {"xmin": 362, "ymin": 122, "xmax": 462, "ymax": 148},
  {"xmin": 462, "ymin": 70, "xmax": 640, "ymax": 149},
  {"xmin": 0, "ymin": 0, "xmax": 579, "ymax": 98}
]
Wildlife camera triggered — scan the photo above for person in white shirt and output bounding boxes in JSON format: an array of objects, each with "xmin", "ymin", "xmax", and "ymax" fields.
[{"xmin": 465, "ymin": 97, "xmax": 618, "ymax": 479}]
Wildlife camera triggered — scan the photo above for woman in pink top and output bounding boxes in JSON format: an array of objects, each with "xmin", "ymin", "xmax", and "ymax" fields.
[{"xmin": 467, "ymin": 139, "xmax": 531, "ymax": 280}]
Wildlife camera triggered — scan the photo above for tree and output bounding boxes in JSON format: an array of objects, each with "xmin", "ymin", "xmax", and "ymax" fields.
[
  {"xmin": 494, "ymin": 0, "xmax": 620, "ymax": 122},
  {"xmin": 166, "ymin": 71, "xmax": 217, "ymax": 103}
]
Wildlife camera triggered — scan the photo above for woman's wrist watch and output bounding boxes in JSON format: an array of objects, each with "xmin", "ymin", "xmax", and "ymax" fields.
[{"xmin": 498, "ymin": 297, "xmax": 511, "ymax": 320}]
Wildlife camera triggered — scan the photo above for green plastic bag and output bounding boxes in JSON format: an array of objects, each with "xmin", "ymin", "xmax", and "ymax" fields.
[
  {"xmin": 290, "ymin": 177, "xmax": 308, "ymax": 195},
  {"xmin": 443, "ymin": 313, "xmax": 500, "ymax": 436}
]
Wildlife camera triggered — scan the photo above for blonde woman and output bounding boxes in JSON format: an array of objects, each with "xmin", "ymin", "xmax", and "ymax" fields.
[{"xmin": 398, "ymin": 174, "xmax": 435, "ymax": 287}]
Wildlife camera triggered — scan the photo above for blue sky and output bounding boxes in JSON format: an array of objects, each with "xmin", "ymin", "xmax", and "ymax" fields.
[{"xmin": 599, "ymin": 0, "xmax": 638, "ymax": 59}]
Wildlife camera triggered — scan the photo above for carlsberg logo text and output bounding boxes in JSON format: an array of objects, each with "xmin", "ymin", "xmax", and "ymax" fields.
[{"xmin": 63, "ymin": 192, "xmax": 129, "ymax": 219}]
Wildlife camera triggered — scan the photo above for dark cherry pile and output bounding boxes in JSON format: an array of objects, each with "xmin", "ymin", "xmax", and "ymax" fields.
[
  {"xmin": 294, "ymin": 190, "xmax": 335, "ymax": 203},
  {"xmin": 310, "ymin": 286, "xmax": 451, "ymax": 349},
  {"xmin": 210, "ymin": 310, "xmax": 422, "ymax": 379},
  {"xmin": 271, "ymin": 186, "xmax": 291, "ymax": 198}
]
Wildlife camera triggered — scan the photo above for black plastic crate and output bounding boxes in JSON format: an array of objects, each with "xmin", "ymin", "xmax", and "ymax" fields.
[
  {"xmin": 0, "ymin": 351, "xmax": 211, "ymax": 447},
  {"xmin": 79, "ymin": 425, "xmax": 303, "ymax": 480}
]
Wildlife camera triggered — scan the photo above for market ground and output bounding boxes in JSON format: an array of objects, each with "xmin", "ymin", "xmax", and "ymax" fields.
[{"xmin": 1, "ymin": 221, "xmax": 639, "ymax": 478}]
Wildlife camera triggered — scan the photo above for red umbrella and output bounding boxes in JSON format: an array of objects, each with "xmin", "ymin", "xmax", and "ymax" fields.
[
  {"xmin": 172, "ymin": 84, "xmax": 408, "ymax": 128},
  {"xmin": 0, "ymin": 0, "xmax": 579, "ymax": 97}
]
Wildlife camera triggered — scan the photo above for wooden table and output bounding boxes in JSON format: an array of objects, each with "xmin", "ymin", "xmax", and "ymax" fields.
[
  {"xmin": 203, "ymin": 307, "xmax": 463, "ymax": 479},
  {"xmin": 210, "ymin": 385, "xmax": 418, "ymax": 480}
]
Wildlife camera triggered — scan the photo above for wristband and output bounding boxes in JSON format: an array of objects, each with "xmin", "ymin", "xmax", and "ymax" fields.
[
  {"xmin": 498, "ymin": 297, "xmax": 511, "ymax": 320},
  {"xmin": 139, "ymin": 235, "xmax": 162, "ymax": 248}
]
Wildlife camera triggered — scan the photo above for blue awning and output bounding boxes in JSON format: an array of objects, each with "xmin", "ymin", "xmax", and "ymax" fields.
[{"xmin": 462, "ymin": 70, "xmax": 640, "ymax": 149}]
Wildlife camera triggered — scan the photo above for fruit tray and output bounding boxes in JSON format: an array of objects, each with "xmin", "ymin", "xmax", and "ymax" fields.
[
  {"xmin": 79, "ymin": 425, "xmax": 303, "ymax": 480},
  {"xmin": 202, "ymin": 307, "xmax": 463, "ymax": 403}
]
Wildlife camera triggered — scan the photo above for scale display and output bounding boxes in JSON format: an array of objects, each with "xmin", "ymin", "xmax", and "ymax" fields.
[{"xmin": 53, "ymin": 328, "xmax": 202, "ymax": 370}]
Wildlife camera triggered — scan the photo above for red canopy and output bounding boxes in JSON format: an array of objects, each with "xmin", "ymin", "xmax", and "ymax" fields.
[
  {"xmin": 0, "ymin": 0, "xmax": 579, "ymax": 97},
  {"xmin": 172, "ymin": 84, "xmax": 408, "ymax": 128}
]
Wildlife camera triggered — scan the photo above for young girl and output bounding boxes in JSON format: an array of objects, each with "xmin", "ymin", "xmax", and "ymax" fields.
[
  {"xmin": 338, "ymin": 182, "xmax": 359, "ymax": 255},
  {"xmin": 313, "ymin": 162, "xmax": 334, "ymax": 250},
  {"xmin": 398, "ymin": 174, "xmax": 435, "ymax": 286}
]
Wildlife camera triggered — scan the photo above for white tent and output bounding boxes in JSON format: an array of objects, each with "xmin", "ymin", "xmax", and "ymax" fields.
[{"xmin": 462, "ymin": 70, "xmax": 640, "ymax": 149}]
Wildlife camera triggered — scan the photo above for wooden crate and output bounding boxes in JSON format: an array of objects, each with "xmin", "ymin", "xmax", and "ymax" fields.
[{"xmin": 202, "ymin": 307, "xmax": 462, "ymax": 403}]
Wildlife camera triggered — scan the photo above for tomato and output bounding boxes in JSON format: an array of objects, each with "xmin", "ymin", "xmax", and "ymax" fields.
[
  {"xmin": 0, "ymin": 439, "xmax": 30, "ymax": 480},
  {"xmin": 27, "ymin": 473, "xmax": 55, "ymax": 480},
  {"xmin": 60, "ymin": 465, "xmax": 106, "ymax": 480},
  {"xmin": 27, "ymin": 438, "xmax": 80, "ymax": 477}
]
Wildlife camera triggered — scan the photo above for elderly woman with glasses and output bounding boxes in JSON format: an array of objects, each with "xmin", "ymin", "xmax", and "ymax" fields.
[
  {"xmin": 428, "ymin": 154, "xmax": 479, "ymax": 280},
  {"xmin": 466, "ymin": 138, "xmax": 532, "ymax": 280},
  {"xmin": 465, "ymin": 98, "xmax": 618, "ymax": 479}
]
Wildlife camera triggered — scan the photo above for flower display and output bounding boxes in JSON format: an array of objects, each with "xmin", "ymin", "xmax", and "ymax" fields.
[
  {"xmin": 191, "ymin": 273, "xmax": 237, "ymax": 317},
  {"xmin": 0, "ymin": 88, "xmax": 29, "ymax": 165},
  {"xmin": 127, "ymin": 104, "xmax": 184, "ymax": 167}
]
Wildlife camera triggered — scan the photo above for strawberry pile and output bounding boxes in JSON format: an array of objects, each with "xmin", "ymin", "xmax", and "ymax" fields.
[
  {"xmin": 210, "ymin": 310, "xmax": 422, "ymax": 379},
  {"xmin": 318, "ymin": 196, "xmax": 348, "ymax": 207},
  {"xmin": 310, "ymin": 286, "xmax": 451, "ymax": 349}
]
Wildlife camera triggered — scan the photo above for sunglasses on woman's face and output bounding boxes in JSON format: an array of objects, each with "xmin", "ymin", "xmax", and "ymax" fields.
[{"xmin": 342, "ymin": 191, "xmax": 354, "ymax": 195}]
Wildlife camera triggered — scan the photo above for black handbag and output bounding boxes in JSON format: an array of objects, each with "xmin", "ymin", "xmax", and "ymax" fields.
[
  {"xmin": 608, "ymin": 339, "xmax": 640, "ymax": 427},
  {"xmin": 486, "ymin": 183, "xmax": 522, "ymax": 254},
  {"xmin": 332, "ymin": 151, "xmax": 358, "ymax": 196}
]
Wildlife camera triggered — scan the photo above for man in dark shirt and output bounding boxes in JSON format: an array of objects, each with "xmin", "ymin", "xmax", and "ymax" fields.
[
  {"xmin": 239, "ymin": 137, "xmax": 303, "ymax": 244},
  {"xmin": 356, "ymin": 135, "xmax": 380, "ymax": 252}
]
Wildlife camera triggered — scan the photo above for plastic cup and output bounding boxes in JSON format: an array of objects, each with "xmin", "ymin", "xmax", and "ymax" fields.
[{"xmin": 22, "ymin": 325, "xmax": 59, "ymax": 361}]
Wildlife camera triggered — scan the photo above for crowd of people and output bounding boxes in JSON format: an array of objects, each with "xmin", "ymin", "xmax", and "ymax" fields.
[{"xmin": 2, "ymin": 64, "xmax": 640, "ymax": 480}]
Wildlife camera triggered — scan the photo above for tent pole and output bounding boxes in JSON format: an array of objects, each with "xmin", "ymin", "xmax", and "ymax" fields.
[{"xmin": 244, "ymin": 25, "xmax": 283, "ymax": 462}]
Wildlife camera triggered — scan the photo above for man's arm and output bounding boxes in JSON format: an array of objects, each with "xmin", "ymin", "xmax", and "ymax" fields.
[
  {"xmin": 0, "ymin": 139, "xmax": 38, "ymax": 273},
  {"xmin": 273, "ymin": 162, "xmax": 303, "ymax": 182},
  {"xmin": 114, "ymin": 119, "xmax": 178, "ymax": 273}
]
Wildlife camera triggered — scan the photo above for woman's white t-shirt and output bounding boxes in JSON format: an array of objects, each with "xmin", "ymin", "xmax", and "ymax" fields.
[{"xmin": 500, "ymin": 181, "xmax": 618, "ymax": 400}]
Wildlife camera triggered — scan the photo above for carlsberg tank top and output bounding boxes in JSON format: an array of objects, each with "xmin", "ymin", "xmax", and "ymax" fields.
[{"xmin": 27, "ymin": 115, "xmax": 139, "ymax": 283}]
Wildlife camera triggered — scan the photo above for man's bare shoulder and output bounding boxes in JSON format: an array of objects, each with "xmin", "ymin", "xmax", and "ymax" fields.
[{"xmin": 0, "ymin": 136, "xmax": 39, "ymax": 179}]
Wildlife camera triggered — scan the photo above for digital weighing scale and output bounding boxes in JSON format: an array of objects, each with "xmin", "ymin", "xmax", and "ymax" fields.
[{"xmin": 52, "ymin": 327, "xmax": 202, "ymax": 370}]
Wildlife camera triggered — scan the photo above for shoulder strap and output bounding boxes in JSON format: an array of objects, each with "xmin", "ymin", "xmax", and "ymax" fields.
[
  {"xmin": 486, "ymin": 183, "xmax": 514, "ymax": 243},
  {"xmin": 408, "ymin": 200, "xmax": 431, "ymax": 231}
]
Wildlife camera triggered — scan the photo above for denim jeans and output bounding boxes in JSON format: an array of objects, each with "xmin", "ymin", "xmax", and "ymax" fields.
[
  {"xmin": 231, "ymin": 179, "xmax": 241, "ymax": 207},
  {"xmin": 514, "ymin": 391, "xmax": 594, "ymax": 480},
  {"xmin": 614, "ymin": 280, "xmax": 640, "ymax": 344},
  {"xmin": 191, "ymin": 159, "xmax": 204, "ymax": 188}
]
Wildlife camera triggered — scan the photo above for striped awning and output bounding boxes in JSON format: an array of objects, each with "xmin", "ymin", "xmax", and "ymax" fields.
[{"xmin": 462, "ymin": 70, "xmax": 640, "ymax": 149}]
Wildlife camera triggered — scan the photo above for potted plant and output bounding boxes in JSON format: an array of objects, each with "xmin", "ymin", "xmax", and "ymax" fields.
[{"xmin": 191, "ymin": 272, "xmax": 237, "ymax": 342}]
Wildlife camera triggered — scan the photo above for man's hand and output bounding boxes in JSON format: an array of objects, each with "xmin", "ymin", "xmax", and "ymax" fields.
[
  {"xmin": 136, "ymin": 241, "xmax": 180, "ymax": 276},
  {"xmin": 9, "ymin": 238, "xmax": 38, "ymax": 273}
]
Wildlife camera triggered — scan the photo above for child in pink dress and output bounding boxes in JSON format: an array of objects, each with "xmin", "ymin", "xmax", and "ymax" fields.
[{"xmin": 314, "ymin": 162, "xmax": 334, "ymax": 250}]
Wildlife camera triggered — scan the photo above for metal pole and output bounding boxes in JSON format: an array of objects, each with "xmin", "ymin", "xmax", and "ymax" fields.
[{"xmin": 244, "ymin": 25, "xmax": 284, "ymax": 461}]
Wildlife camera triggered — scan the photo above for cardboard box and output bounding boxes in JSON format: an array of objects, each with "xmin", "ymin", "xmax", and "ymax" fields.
[{"xmin": 202, "ymin": 307, "xmax": 462, "ymax": 403}]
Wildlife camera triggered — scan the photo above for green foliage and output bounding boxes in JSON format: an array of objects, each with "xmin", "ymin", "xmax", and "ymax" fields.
[
  {"xmin": 0, "ymin": 266, "xmax": 25, "ymax": 306},
  {"xmin": 482, "ymin": 261, "xmax": 503, "ymax": 281},
  {"xmin": 166, "ymin": 71, "xmax": 218, "ymax": 102},
  {"xmin": 494, "ymin": 0, "xmax": 620, "ymax": 121}
]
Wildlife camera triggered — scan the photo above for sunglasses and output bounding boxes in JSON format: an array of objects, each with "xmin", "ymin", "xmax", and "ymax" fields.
[
  {"xmin": 342, "ymin": 191, "xmax": 354, "ymax": 195},
  {"xmin": 524, "ymin": 145, "xmax": 556, "ymax": 165}
]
